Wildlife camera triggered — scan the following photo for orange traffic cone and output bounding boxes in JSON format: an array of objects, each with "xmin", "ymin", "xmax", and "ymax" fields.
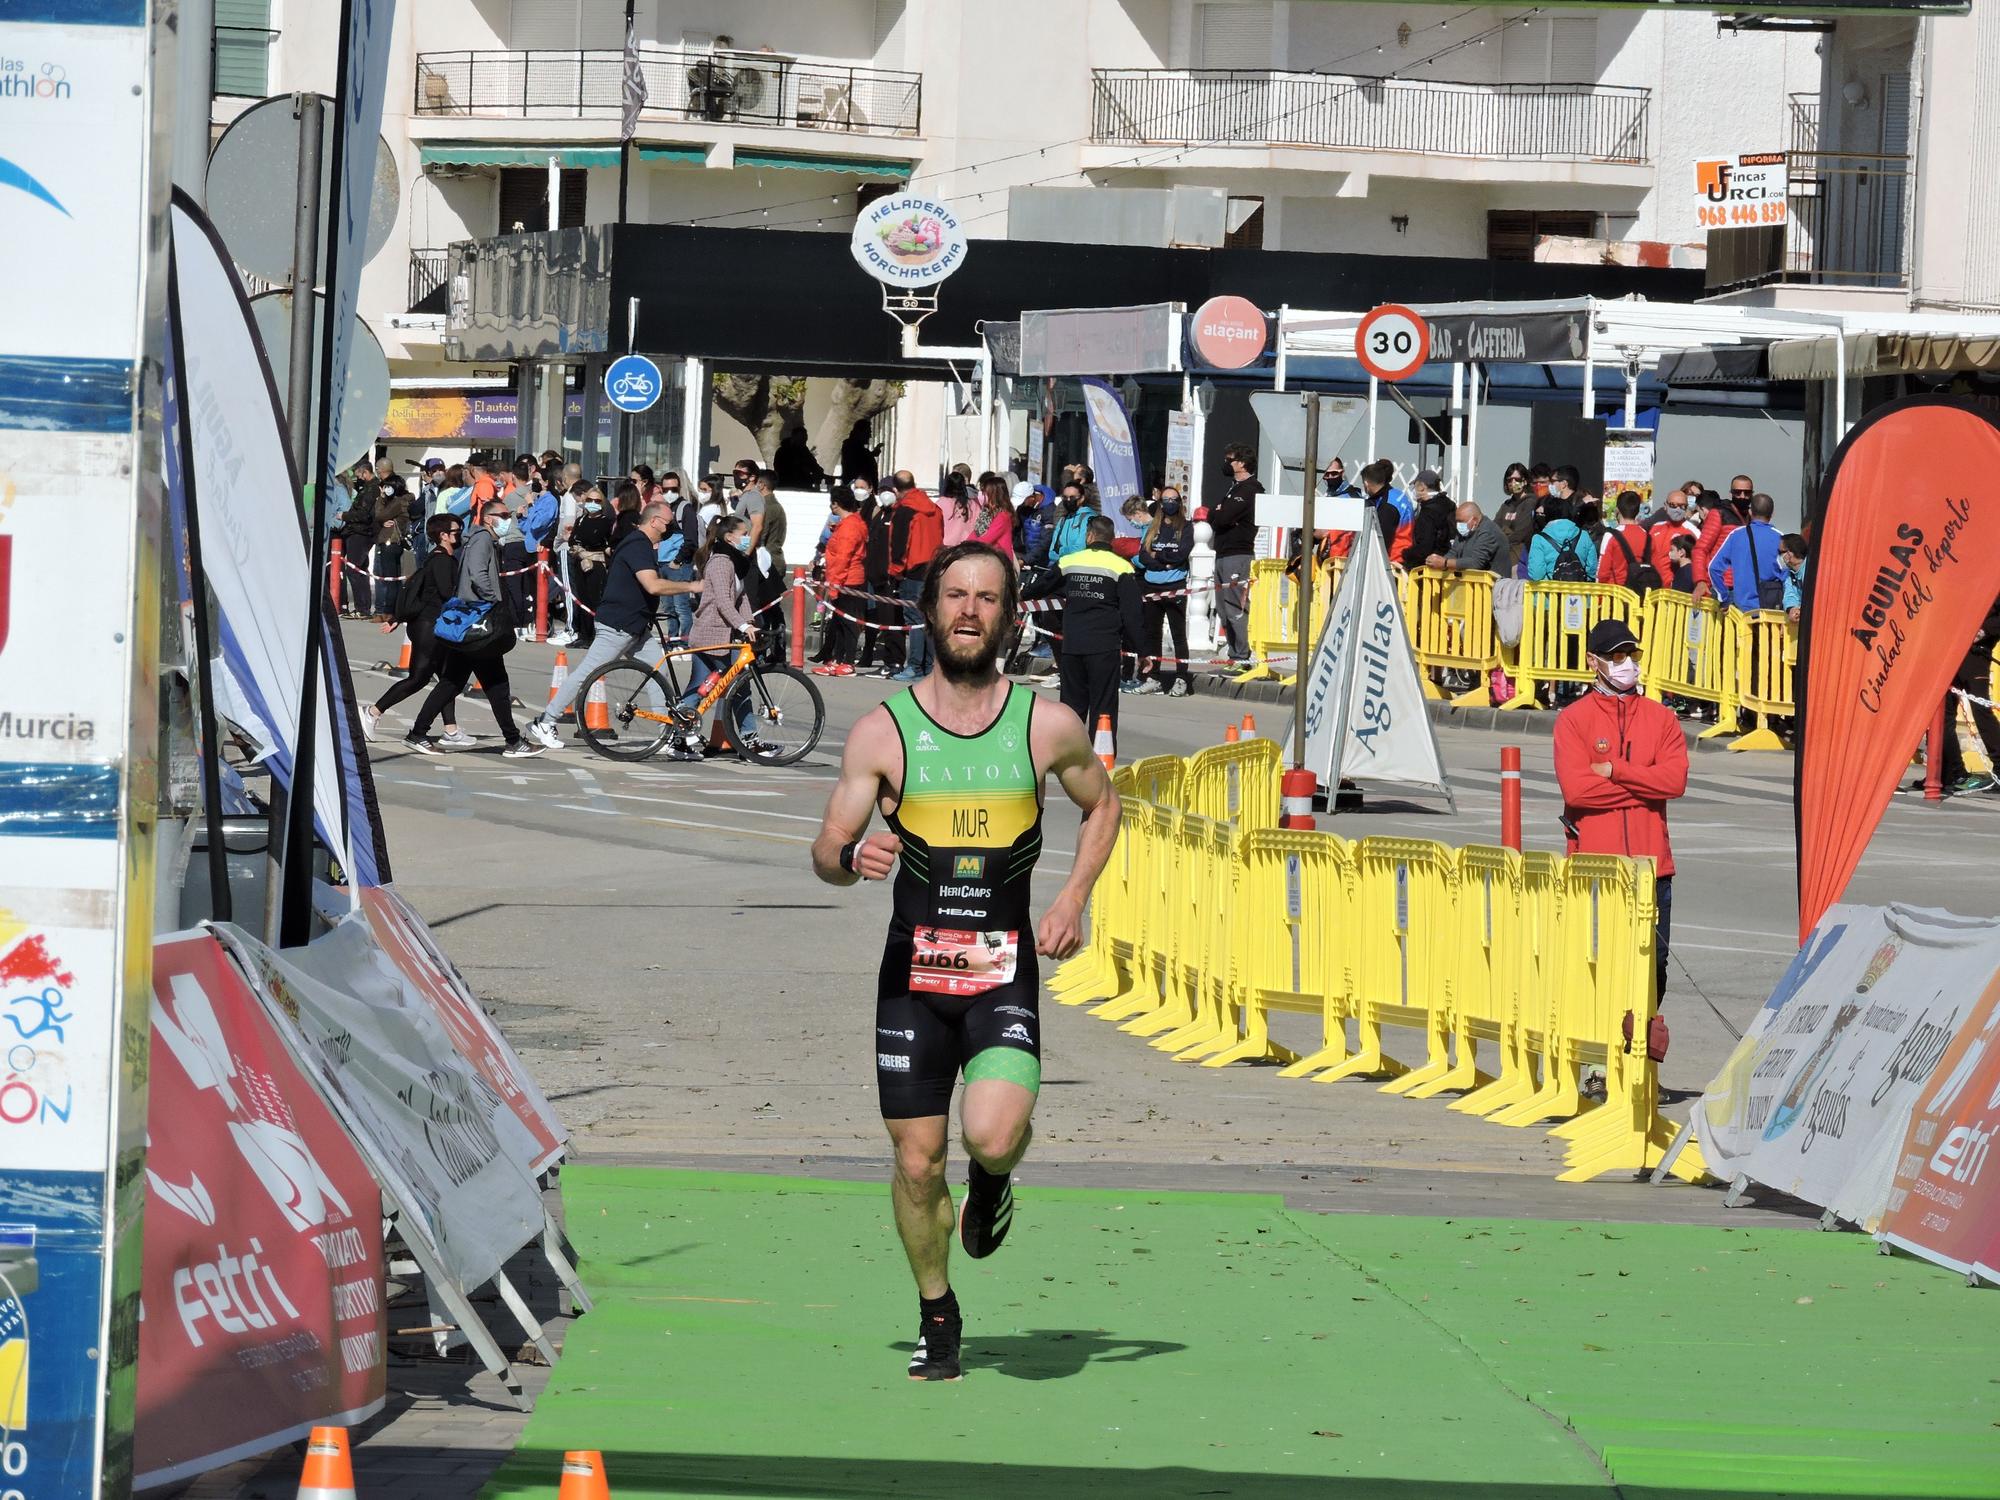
[
  {"xmin": 1093, "ymin": 713, "xmax": 1116, "ymax": 771},
  {"xmin": 1239, "ymin": 713, "xmax": 1258, "ymax": 740},
  {"xmin": 547, "ymin": 649, "xmax": 573, "ymax": 722},
  {"xmin": 583, "ymin": 675, "xmax": 610, "ymax": 733},
  {"xmin": 296, "ymin": 1426, "xmax": 356, "ymax": 1500},
  {"xmin": 390, "ymin": 628, "xmax": 413, "ymax": 677},
  {"xmin": 1224, "ymin": 723, "xmax": 1239, "ymax": 743},
  {"xmin": 558, "ymin": 1450, "xmax": 611, "ymax": 1500}
]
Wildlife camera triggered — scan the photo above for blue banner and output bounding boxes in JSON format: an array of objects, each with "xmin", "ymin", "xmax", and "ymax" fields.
[{"xmin": 1079, "ymin": 377, "xmax": 1144, "ymax": 536}]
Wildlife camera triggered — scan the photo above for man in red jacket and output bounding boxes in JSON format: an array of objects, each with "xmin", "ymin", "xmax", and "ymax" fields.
[
  {"xmin": 1553, "ymin": 619, "xmax": 1688, "ymax": 1009},
  {"xmin": 815, "ymin": 488, "xmax": 869, "ymax": 677}
]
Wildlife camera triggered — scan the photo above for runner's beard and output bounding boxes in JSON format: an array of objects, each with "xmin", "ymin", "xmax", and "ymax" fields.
[{"xmin": 935, "ymin": 616, "xmax": 1005, "ymax": 681}]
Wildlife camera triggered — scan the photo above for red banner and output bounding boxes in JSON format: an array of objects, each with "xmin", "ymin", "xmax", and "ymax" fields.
[
  {"xmin": 1879, "ymin": 964, "xmax": 2000, "ymax": 1280},
  {"xmin": 359, "ymin": 886, "xmax": 567, "ymax": 1172},
  {"xmin": 135, "ymin": 934, "xmax": 386, "ymax": 1488},
  {"xmin": 1797, "ymin": 397, "xmax": 2000, "ymax": 939}
]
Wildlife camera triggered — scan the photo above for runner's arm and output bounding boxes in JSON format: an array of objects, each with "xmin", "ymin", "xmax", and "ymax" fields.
[
  {"xmin": 1035, "ymin": 703, "xmax": 1120, "ymax": 959},
  {"xmin": 812, "ymin": 708, "xmax": 902, "ymax": 886}
]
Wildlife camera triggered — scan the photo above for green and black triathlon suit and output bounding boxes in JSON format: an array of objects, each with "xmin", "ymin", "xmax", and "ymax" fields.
[{"xmin": 875, "ymin": 683, "xmax": 1045, "ymax": 1118}]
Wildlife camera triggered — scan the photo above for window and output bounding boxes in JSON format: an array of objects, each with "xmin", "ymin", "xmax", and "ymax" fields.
[
  {"xmin": 213, "ymin": 0, "xmax": 273, "ymax": 97},
  {"xmin": 509, "ymin": 0, "xmax": 621, "ymax": 51},
  {"xmin": 1195, "ymin": 2, "xmax": 1274, "ymax": 69},
  {"xmin": 1225, "ymin": 196, "xmax": 1265, "ymax": 250},
  {"xmin": 1500, "ymin": 14, "xmax": 1598, "ymax": 84},
  {"xmin": 1487, "ymin": 210, "xmax": 1597, "ymax": 261},
  {"xmin": 498, "ymin": 167, "xmax": 589, "ymax": 234}
]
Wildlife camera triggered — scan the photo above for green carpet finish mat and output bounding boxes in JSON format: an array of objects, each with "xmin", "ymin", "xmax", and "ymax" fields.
[{"xmin": 480, "ymin": 1169, "xmax": 2000, "ymax": 1499}]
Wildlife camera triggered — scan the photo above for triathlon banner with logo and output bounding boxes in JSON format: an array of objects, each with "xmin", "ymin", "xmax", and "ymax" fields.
[
  {"xmin": 135, "ymin": 934, "xmax": 385, "ymax": 1489},
  {"xmin": 1696, "ymin": 904, "xmax": 2000, "ymax": 1238},
  {"xmin": 1078, "ymin": 378, "xmax": 1145, "ymax": 536},
  {"xmin": 214, "ymin": 921, "xmax": 544, "ymax": 1294},
  {"xmin": 1796, "ymin": 397, "xmax": 2000, "ymax": 940},
  {"xmin": 1294, "ymin": 519, "xmax": 1454, "ymax": 806}
]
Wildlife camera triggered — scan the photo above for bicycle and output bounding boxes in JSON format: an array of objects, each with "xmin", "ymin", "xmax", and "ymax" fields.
[{"xmin": 572, "ymin": 623, "xmax": 825, "ymax": 766}]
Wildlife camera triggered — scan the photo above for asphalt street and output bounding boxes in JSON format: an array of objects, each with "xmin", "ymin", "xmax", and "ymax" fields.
[{"xmin": 342, "ymin": 619, "xmax": 2000, "ymax": 1223}]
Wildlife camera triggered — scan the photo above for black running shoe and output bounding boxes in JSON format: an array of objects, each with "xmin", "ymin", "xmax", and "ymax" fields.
[
  {"xmin": 908, "ymin": 1307, "xmax": 963, "ymax": 1382},
  {"xmin": 958, "ymin": 1162, "xmax": 1014, "ymax": 1260}
]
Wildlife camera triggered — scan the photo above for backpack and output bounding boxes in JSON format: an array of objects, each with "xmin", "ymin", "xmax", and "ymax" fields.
[
  {"xmin": 1610, "ymin": 527, "xmax": 1661, "ymax": 595},
  {"xmin": 519, "ymin": 489, "xmax": 560, "ymax": 549},
  {"xmin": 1550, "ymin": 530, "xmax": 1592, "ymax": 584}
]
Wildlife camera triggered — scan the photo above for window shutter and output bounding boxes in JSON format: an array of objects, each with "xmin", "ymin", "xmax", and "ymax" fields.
[
  {"xmin": 1550, "ymin": 17, "xmax": 1598, "ymax": 82},
  {"xmin": 509, "ymin": 0, "xmax": 578, "ymax": 50},
  {"xmin": 1196, "ymin": 2, "xmax": 1273, "ymax": 70},
  {"xmin": 1500, "ymin": 16, "xmax": 1547, "ymax": 85},
  {"xmin": 1879, "ymin": 72, "xmax": 1912, "ymax": 154},
  {"xmin": 213, "ymin": 0, "xmax": 271, "ymax": 97}
]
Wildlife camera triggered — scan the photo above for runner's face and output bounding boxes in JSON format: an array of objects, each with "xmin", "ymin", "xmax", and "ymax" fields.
[{"xmin": 932, "ymin": 556, "xmax": 1010, "ymax": 680}]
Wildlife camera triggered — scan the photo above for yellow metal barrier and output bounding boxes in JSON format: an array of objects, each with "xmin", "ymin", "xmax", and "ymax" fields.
[
  {"xmin": 1311, "ymin": 836, "xmax": 1457, "ymax": 1087},
  {"xmin": 1125, "ymin": 754, "xmax": 1187, "ymax": 809},
  {"xmin": 1640, "ymin": 590, "xmax": 1742, "ymax": 741},
  {"xmin": 1498, "ymin": 582, "xmax": 1644, "ymax": 709},
  {"xmin": 1236, "ymin": 559, "xmax": 1331, "ymax": 686},
  {"xmin": 1092, "ymin": 802, "xmax": 1182, "ymax": 1026},
  {"xmin": 1403, "ymin": 567, "xmax": 1502, "ymax": 705},
  {"xmin": 1120, "ymin": 810, "xmax": 1214, "ymax": 1043},
  {"xmin": 1184, "ymin": 736, "xmax": 1281, "ymax": 829},
  {"xmin": 1464, "ymin": 851, "xmax": 1567, "ymax": 1123},
  {"xmin": 1048, "ymin": 767, "xmax": 1138, "ymax": 1002},
  {"xmin": 1222, "ymin": 829, "xmax": 1349, "ymax": 1071},
  {"xmin": 1151, "ymin": 818, "xmax": 1244, "ymax": 1059},
  {"xmin": 1728, "ymin": 610, "xmax": 1797, "ymax": 753}
]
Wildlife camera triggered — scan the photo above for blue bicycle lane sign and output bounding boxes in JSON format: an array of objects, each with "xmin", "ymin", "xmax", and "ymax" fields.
[{"xmin": 605, "ymin": 354, "xmax": 664, "ymax": 413}]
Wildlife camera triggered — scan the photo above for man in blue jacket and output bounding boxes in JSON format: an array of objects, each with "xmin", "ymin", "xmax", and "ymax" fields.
[{"xmin": 1705, "ymin": 492, "xmax": 1786, "ymax": 611}]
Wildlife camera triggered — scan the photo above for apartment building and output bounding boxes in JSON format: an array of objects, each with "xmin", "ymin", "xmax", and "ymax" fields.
[{"xmin": 213, "ymin": 1, "xmax": 1820, "ymax": 389}]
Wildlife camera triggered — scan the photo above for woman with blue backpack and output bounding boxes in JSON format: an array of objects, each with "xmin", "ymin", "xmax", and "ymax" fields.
[{"xmin": 403, "ymin": 499, "xmax": 540, "ymax": 758}]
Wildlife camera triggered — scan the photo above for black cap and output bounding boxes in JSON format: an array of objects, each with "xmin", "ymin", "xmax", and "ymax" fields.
[{"xmin": 1586, "ymin": 619, "xmax": 1641, "ymax": 656}]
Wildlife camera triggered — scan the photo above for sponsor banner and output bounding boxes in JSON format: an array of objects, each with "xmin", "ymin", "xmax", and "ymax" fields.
[
  {"xmin": 1602, "ymin": 428, "xmax": 1656, "ymax": 513},
  {"xmin": 380, "ymin": 390, "xmax": 615, "ymax": 445},
  {"xmin": 1078, "ymin": 378, "xmax": 1144, "ymax": 537},
  {"xmin": 1695, "ymin": 151, "xmax": 1789, "ymax": 230},
  {"xmin": 136, "ymin": 934, "xmax": 385, "ymax": 1489},
  {"xmin": 1696, "ymin": 904, "xmax": 2000, "ymax": 1228},
  {"xmin": 1796, "ymin": 398, "xmax": 2000, "ymax": 938},
  {"xmin": 1878, "ymin": 969, "xmax": 2000, "ymax": 1280},
  {"xmin": 169, "ymin": 194, "xmax": 391, "ymax": 885},
  {"xmin": 215, "ymin": 921, "xmax": 544, "ymax": 1293},
  {"xmin": 0, "ymin": 1168, "xmax": 107, "ymax": 1500},
  {"xmin": 1022, "ymin": 304, "xmax": 1180, "ymax": 378},
  {"xmin": 359, "ymin": 887, "xmax": 565, "ymax": 1173},
  {"xmin": 1294, "ymin": 519, "xmax": 1454, "ymax": 805}
]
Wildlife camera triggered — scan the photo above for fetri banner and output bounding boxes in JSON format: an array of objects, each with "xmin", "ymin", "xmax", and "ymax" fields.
[
  {"xmin": 135, "ymin": 934, "xmax": 385, "ymax": 1489},
  {"xmin": 1796, "ymin": 397, "xmax": 2000, "ymax": 939}
]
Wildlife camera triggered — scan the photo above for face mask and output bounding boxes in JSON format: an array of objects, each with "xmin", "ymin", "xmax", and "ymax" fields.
[
  {"xmin": 1665, "ymin": 505, "xmax": 1686, "ymax": 522},
  {"xmin": 1221, "ymin": 460, "xmax": 1236, "ymax": 476},
  {"xmin": 852, "ymin": 484, "xmax": 870, "ymax": 500},
  {"xmin": 1162, "ymin": 501, "xmax": 1181, "ymax": 516},
  {"xmin": 583, "ymin": 500, "xmax": 602, "ymax": 514},
  {"xmin": 1598, "ymin": 657, "xmax": 1641, "ymax": 693},
  {"xmin": 731, "ymin": 535, "xmax": 752, "ymax": 555},
  {"xmin": 495, "ymin": 518, "xmax": 516, "ymax": 538},
  {"xmin": 1455, "ymin": 521, "xmax": 1471, "ymax": 538},
  {"xmin": 1323, "ymin": 475, "xmax": 1342, "ymax": 495},
  {"xmin": 697, "ymin": 488, "xmax": 712, "ymax": 502}
]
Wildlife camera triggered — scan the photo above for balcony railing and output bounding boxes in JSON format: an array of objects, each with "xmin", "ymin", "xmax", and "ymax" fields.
[
  {"xmin": 409, "ymin": 249, "xmax": 450, "ymax": 312},
  {"xmin": 1091, "ymin": 68, "xmax": 1650, "ymax": 164},
  {"xmin": 1784, "ymin": 151, "xmax": 1911, "ymax": 287},
  {"xmin": 414, "ymin": 48, "xmax": 922, "ymax": 138}
]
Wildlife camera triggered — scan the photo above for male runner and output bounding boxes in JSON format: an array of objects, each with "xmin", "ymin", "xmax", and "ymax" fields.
[{"xmin": 813, "ymin": 540, "xmax": 1123, "ymax": 1382}]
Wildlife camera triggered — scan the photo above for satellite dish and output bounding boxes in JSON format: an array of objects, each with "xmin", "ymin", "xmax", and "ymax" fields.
[
  {"xmin": 207, "ymin": 94, "xmax": 400, "ymax": 284},
  {"xmin": 248, "ymin": 291, "xmax": 392, "ymax": 472}
]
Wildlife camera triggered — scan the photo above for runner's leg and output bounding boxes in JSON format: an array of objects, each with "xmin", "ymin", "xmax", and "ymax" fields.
[{"xmin": 885, "ymin": 1114, "xmax": 952, "ymax": 1298}]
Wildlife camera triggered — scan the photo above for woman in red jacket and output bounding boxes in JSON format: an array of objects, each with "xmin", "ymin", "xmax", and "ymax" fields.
[
  {"xmin": 814, "ymin": 489, "xmax": 870, "ymax": 677},
  {"xmin": 1553, "ymin": 619, "xmax": 1688, "ymax": 1012}
]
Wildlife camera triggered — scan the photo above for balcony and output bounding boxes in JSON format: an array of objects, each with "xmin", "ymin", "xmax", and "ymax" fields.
[
  {"xmin": 1707, "ymin": 152, "xmax": 1911, "ymax": 294},
  {"xmin": 1089, "ymin": 69, "xmax": 1650, "ymax": 171},
  {"xmin": 409, "ymin": 249, "xmax": 450, "ymax": 313},
  {"xmin": 414, "ymin": 48, "xmax": 922, "ymax": 139}
]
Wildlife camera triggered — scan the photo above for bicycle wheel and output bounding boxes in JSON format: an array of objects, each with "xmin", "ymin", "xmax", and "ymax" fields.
[
  {"xmin": 738, "ymin": 663, "xmax": 825, "ymax": 766},
  {"xmin": 575, "ymin": 658, "xmax": 679, "ymax": 761}
]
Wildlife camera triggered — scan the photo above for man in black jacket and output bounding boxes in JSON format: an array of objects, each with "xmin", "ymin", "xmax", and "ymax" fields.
[
  {"xmin": 1209, "ymin": 443, "xmax": 1261, "ymax": 663},
  {"xmin": 1023, "ymin": 516, "xmax": 1149, "ymax": 742},
  {"xmin": 1402, "ymin": 468, "xmax": 1455, "ymax": 571}
]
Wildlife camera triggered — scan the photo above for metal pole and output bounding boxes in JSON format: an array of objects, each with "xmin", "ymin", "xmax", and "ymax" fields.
[
  {"xmin": 1366, "ymin": 375, "xmax": 1378, "ymax": 458},
  {"xmin": 548, "ymin": 152, "xmax": 561, "ymax": 231},
  {"xmin": 618, "ymin": 0, "xmax": 636, "ymax": 222},
  {"xmin": 1448, "ymin": 361, "xmax": 1464, "ymax": 494},
  {"xmin": 1291, "ymin": 393, "xmax": 1320, "ymax": 777},
  {"xmin": 270, "ymin": 90, "xmax": 323, "ymax": 944},
  {"xmin": 1466, "ymin": 362, "xmax": 1481, "ymax": 506}
]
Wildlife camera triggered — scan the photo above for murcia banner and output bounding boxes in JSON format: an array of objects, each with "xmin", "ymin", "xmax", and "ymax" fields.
[
  {"xmin": 1695, "ymin": 904, "xmax": 2000, "ymax": 1229},
  {"xmin": 849, "ymin": 192, "xmax": 969, "ymax": 288},
  {"xmin": 1292, "ymin": 518, "xmax": 1454, "ymax": 807},
  {"xmin": 136, "ymin": 934, "xmax": 385, "ymax": 1489}
]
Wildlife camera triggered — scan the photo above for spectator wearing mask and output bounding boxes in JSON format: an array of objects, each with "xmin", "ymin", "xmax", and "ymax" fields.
[
  {"xmin": 1549, "ymin": 465, "xmax": 1594, "ymax": 517},
  {"xmin": 1665, "ymin": 533, "xmax": 1697, "ymax": 592},
  {"xmin": 1705, "ymin": 492, "xmax": 1785, "ymax": 611},
  {"xmin": 1114, "ymin": 495, "xmax": 1151, "ymax": 561},
  {"xmin": 812, "ymin": 489, "xmax": 869, "ymax": 678},
  {"xmin": 860, "ymin": 476, "xmax": 905, "ymax": 676},
  {"xmin": 1493, "ymin": 462, "xmax": 1536, "ymax": 572},
  {"xmin": 566, "ymin": 484, "xmax": 616, "ymax": 647},
  {"xmin": 1358, "ymin": 460, "xmax": 1409, "ymax": 562},
  {"xmin": 1022, "ymin": 515, "xmax": 1148, "ymax": 739},
  {"xmin": 1596, "ymin": 491, "xmax": 1659, "ymax": 593},
  {"xmin": 1779, "ymin": 532, "xmax": 1809, "ymax": 622},
  {"xmin": 1321, "ymin": 456, "xmax": 1358, "ymax": 498},
  {"xmin": 1013, "ymin": 482, "xmax": 1053, "ymax": 571},
  {"xmin": 1049, "ymin": 480, "xmax": 1099, "ymax": 563},
  {"xmin": 1646, "ymin": 489, "xmax": 1693, "ymax": 586},
  {"xmin": 1525, "ymin": 497, "xmax": 1598, "ymax": 583},
  {"xmin": 403, "ymin": 500, "xmax": 540, "ymax": 759},
  {"xmin": 1209, "ymin": 443, "xmax": 1262, "ymax": 663},
  {"xmin": 671, "ymin": 513, "xmax": 764, "ymax": 758},
  {"xmin": 1136, "ymin": 486, "xmax": 1194, "ymax": 697},
  {"xmin": 1688, "ymin": 488, "xmax": 1736, "ymax": 601},
  {"xmin": 888, "ymin": 470, "xmax": 945, "ymax": 682},
  {"xmin": 1553, "ymin": 619, "xmax": 1686, "ymax": 1007},
  {"xmin": 744, "ymin": 476, "xmax": 790, "ymax": 658},
  {"xmin": 363, "ymin": 513, "xmax": 476, "ymax": 749},
  {"xmin": 1429, "ymin": 500, "xmax": 1511, "ymax": 576},
  {"xmin": 1402, "ymin": 469, "xmax": 1455, "ymax": 571}
]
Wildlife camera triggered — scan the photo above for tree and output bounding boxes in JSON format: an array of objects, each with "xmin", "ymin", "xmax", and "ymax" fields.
[
  {"xmin": 711, "ymin": 372, "xmax": 807, "ymax": 465},
  {"xmin": 811, "ymin": 378, "xmax": 904, "ymax": 476}
]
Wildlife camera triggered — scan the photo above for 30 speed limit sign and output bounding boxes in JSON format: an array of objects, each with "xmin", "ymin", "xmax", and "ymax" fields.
[{"xmin": 1354, "ymin": 303, "xmax": 1430, "ymax": 382}]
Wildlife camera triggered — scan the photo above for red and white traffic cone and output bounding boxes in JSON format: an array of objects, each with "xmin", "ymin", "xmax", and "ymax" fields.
[
  {"xmin": 557, "ymin": 1450, "xmax": 611, "ymax": 1500},
  {"xmin": 296, "ymin": 1426, "xmax": 357, "ymax": 1500},
  {"xmin": 1093, "ymin": 713, "xmax": 1116, "ymax": 771},
  {"xmin": 1239, "ymin": 713, "xmax": 1258, "ymax": 740},
  {"xmin": 547, "ymin": 649, "xmax": 572, "ymax": 722},
  {"xmin": 1281, "ymin": 768, "xmax": 1318, "ymax": 830},
  {"xmin": 1224, "ymin": 723, "xmax": 1239, "ymax": 743},
  {"xmin": 390, "ymin": 627, "xmax": 413, "ymax": 677}
]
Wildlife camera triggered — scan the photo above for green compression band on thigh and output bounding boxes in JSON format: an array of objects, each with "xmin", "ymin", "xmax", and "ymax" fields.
[{"xmin": 963, "ymin": 1047, "xmax": 1041, "ymax": 1093}]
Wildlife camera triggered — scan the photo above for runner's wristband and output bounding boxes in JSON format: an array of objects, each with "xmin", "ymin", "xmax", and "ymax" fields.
[{"xmin": 839, "ymin": 839, "xmax": 861, "ymax": 874}]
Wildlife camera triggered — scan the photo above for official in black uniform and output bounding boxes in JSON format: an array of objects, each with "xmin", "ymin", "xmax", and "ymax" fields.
[{"xmin": 1023, "ymin": 516, "xmax": 1149, "ymax": 742}]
